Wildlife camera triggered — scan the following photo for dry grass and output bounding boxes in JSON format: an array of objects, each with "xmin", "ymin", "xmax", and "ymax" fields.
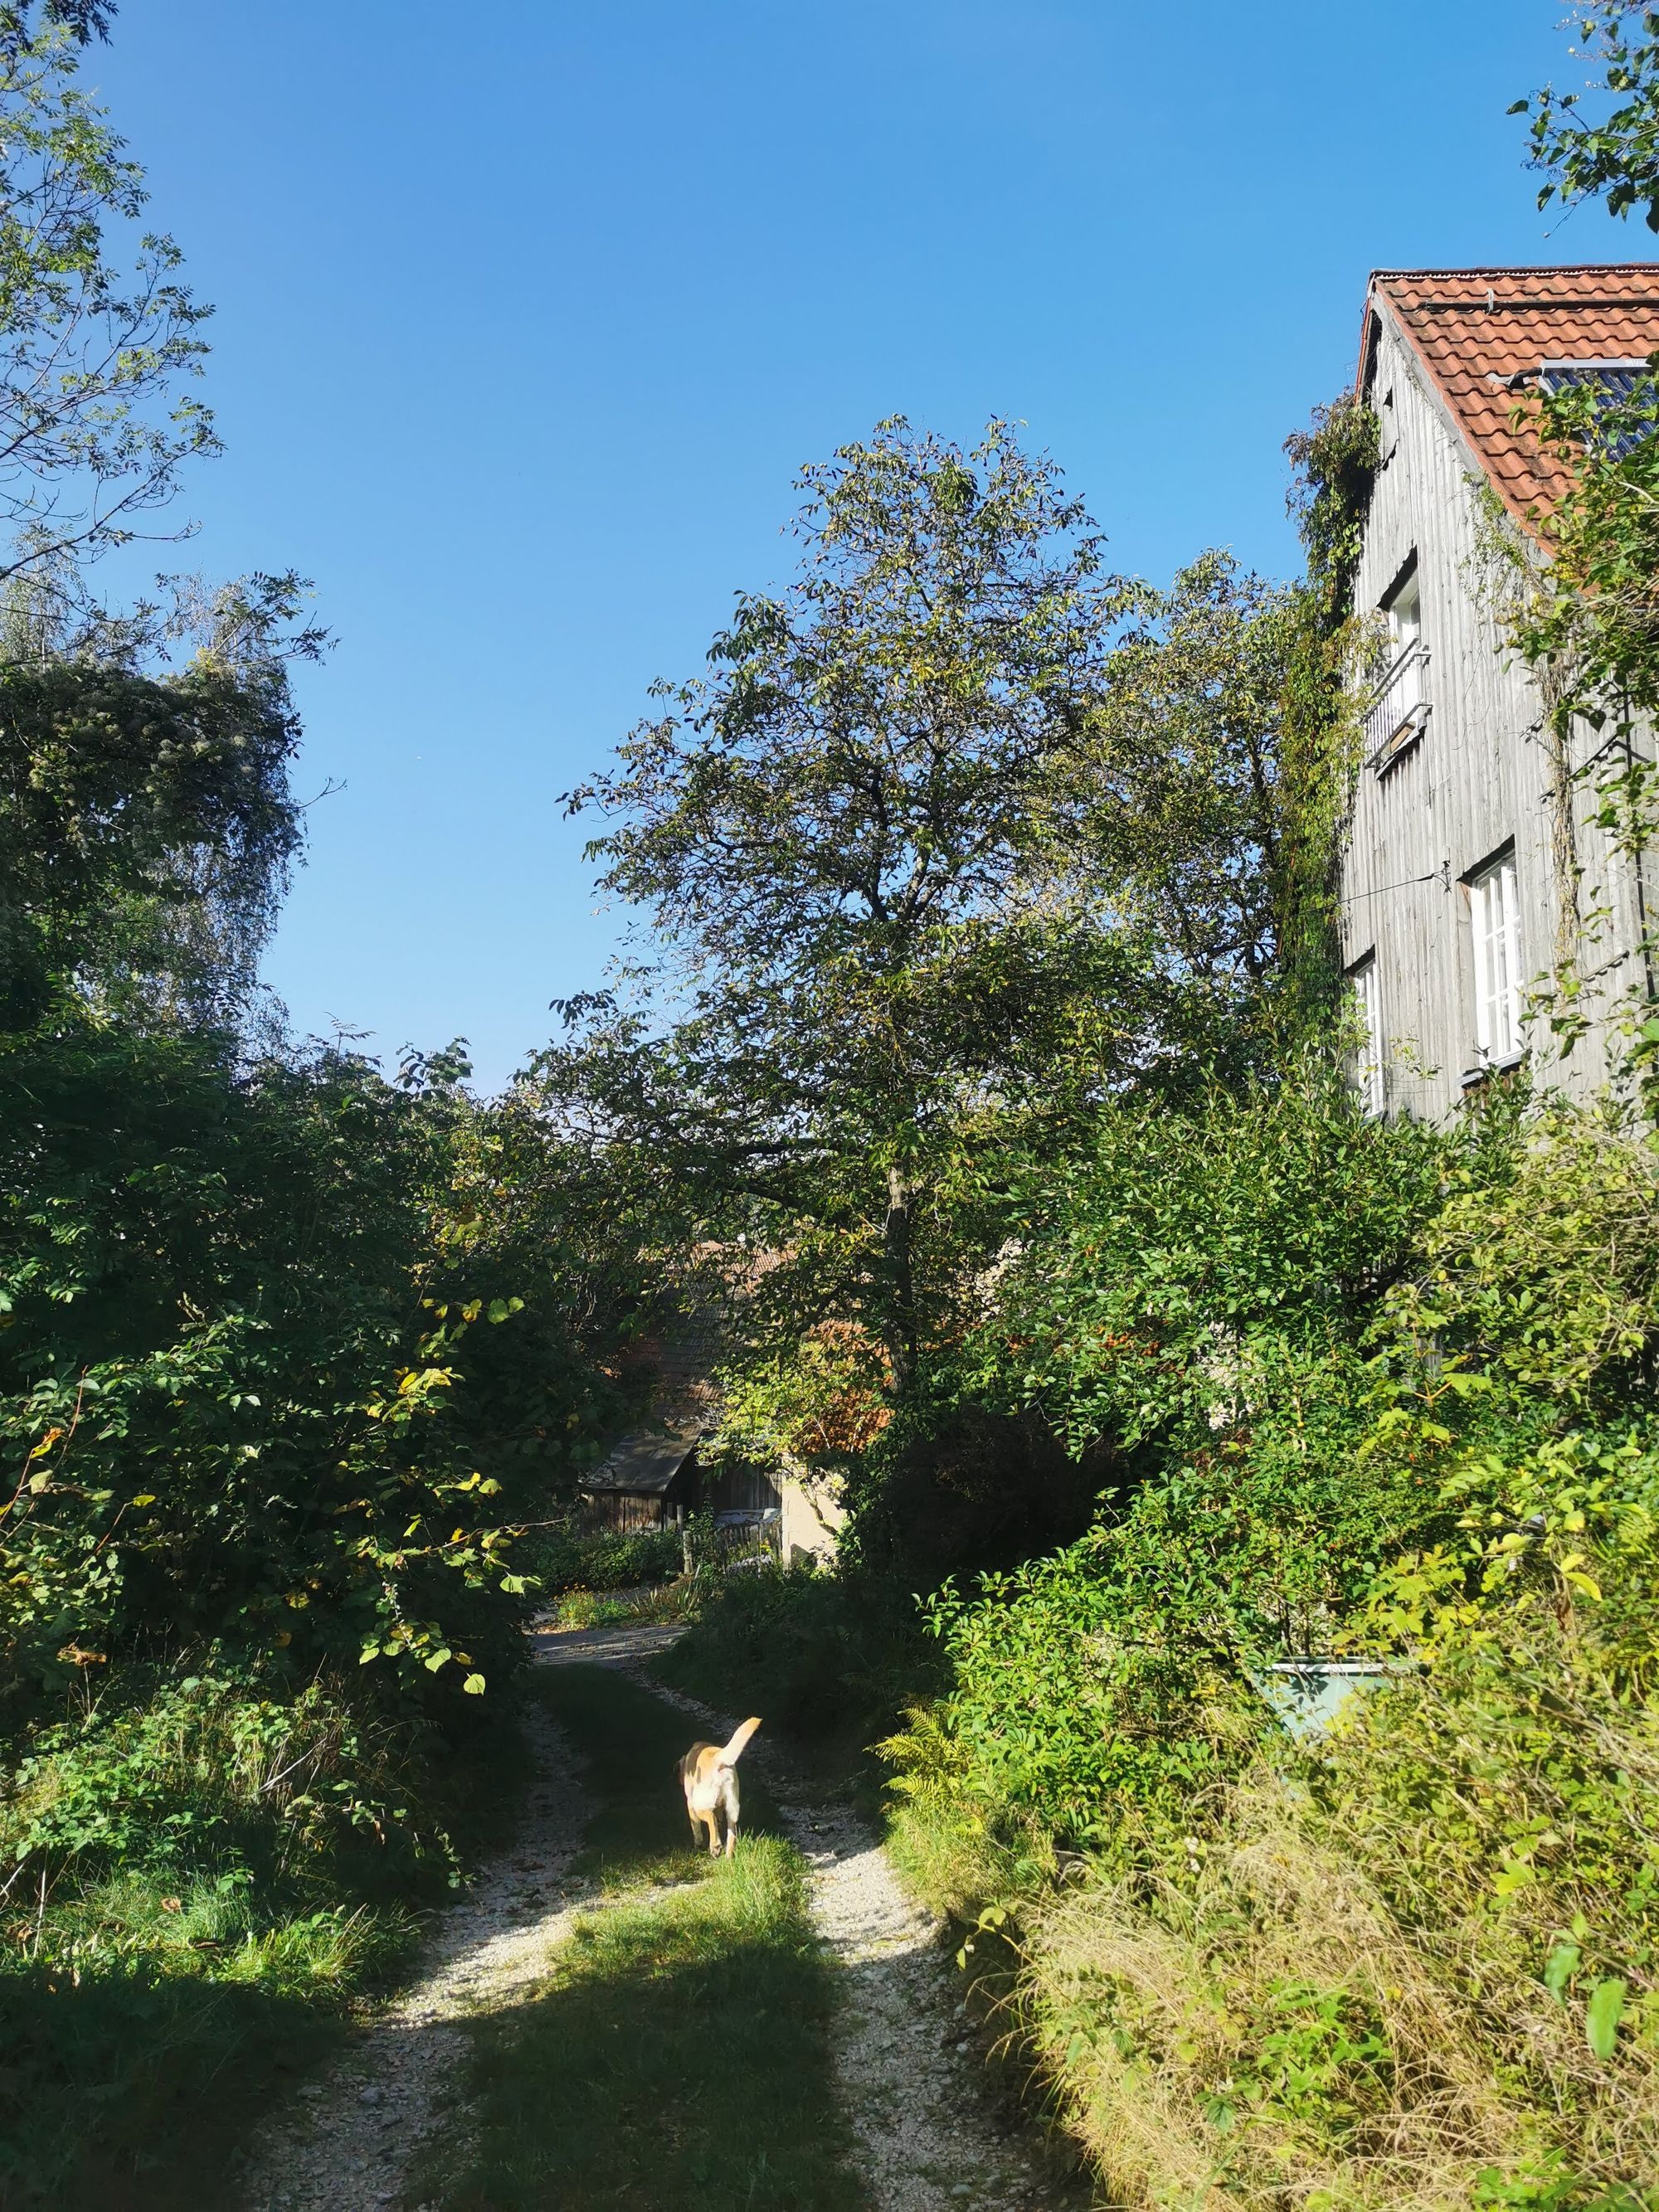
[
  {"xmin": 1025, "ymin": 1780, "xmax": 1520, "ymax": 2210},
  {"xmin": 1018, "ymin": 1676, "xmax": 1659, "ymax": 2212}
]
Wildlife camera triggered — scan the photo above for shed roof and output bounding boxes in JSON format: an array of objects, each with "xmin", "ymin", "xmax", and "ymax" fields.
[
  {"xmin": 1360, "ymin": 265, "xmax": 1659, "ymax": 534},
  {"xmin": 580, "ymin": 1427, "xmax": 700, "ymax": 1500}
]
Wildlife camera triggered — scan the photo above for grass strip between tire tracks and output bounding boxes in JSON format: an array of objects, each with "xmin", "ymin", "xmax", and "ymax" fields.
[{"xmin": 422, "ymin": 1662, "xmax": 867, "ymax": 2210}]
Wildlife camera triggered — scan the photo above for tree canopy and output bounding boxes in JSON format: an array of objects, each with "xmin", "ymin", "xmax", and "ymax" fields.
[{"xmin": 540, "ymin": 423, "xmax": 1293, "ymax": 1500}]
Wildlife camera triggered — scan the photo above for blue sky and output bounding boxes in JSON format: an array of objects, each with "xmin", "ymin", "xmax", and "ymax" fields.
[{"xmin": 90, "ymin": 1, "xmax": 1631, "ymax": 1090}]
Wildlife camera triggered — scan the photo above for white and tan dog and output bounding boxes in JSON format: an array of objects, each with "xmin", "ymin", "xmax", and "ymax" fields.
[{"xmin": 679, "ymin": 1716, "xmax": 761, "ymax": 1858}]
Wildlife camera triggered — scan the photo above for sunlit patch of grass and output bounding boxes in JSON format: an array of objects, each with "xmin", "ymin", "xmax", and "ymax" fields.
[{"xmin": 545, "ymin": 1578, "xmax": 703, "ymax": 1632}]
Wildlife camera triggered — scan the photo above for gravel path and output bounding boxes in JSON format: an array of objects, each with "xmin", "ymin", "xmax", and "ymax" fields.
[{"xmin": 238, "ymin": 1614, "xmax": 1072, "ymax": 2212}]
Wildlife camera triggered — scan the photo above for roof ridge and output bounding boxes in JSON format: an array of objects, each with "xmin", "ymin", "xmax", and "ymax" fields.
[{"xmin": 1371, "ymin": 263, "xmax": 1659, "ymax": 280}]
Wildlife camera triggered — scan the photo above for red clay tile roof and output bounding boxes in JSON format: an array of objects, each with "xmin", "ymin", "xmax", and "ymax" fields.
[{"xmin": 1360, "ymin": 265, "xmax": 1659, "ymax": 534}]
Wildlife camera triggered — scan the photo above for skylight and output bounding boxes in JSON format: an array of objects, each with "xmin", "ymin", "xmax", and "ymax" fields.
[{"xmin": 1536, "ymin": 359, "xmax": 1657, "ymax": 459}]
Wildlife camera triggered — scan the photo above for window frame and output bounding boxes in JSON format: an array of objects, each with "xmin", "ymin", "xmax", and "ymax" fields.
[
  {"xmin": 1465, "ymin": 844, "xmax": 1523, "ymax": 1069},
  {"xmin": 1366, "ymin": 553, "xmax": 1429, "ymax": 773},
  {"xmin": 1347, "ymin": 951, "xmax": 1385, "ymax": 1116}
]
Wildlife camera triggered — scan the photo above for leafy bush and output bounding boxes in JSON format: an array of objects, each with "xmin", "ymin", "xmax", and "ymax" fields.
[
  {"xmin": 883, "ymin": 1101, "xmax": 1659, "ymax": 2207},
  {"xmin": 658, "ymin": 1562, "xmax": 935, "ymax": 1753},
  {"xmin": 1021, "ymin": 1566, "xmax": 1659, "ymax": 2210},
  {"xmin": 958, "ymin": 1057, "xmax": 1451, "ymax": 1458},
  {"xmin": 522, "ymin": 1519, "xmax": 684, "ymax": 1597},
  {"xmin": 2, "ymin": 1667, "xmax": 456, "ymax": 1889},
  {"xmin": 0, "ymin": 1661, "xmax": 525, "ymax": 2209}
]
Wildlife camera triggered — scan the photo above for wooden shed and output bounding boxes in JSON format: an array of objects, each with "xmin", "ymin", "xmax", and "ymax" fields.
[{"xmin": 579, "ymin": 1426, "xmax": 703, "ymax": 1533}]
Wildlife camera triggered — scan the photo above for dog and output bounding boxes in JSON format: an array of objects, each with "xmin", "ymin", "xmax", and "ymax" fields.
[{"xmin": 679, "ymin": 1716, "xmax": 761, "ymax": 1858}]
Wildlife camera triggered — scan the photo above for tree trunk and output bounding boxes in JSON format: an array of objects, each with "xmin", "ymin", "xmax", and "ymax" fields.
[{"xmin": 882, "ymin": 1163, "xmax": 918, "ymax": 1393}]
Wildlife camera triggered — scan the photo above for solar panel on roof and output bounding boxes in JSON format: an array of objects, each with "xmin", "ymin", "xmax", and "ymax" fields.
[{"xmin": 1537, "ymin": 360, "xmax": 1659, "ymax": 460}]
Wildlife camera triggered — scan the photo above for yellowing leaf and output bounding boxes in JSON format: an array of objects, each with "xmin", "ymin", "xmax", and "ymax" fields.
[{"xmin": 462, "ymin": 1672, "xmax": 486, "ymax": 1695}]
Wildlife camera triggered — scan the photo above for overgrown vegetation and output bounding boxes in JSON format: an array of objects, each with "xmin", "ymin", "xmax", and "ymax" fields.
[
  {"xmin": 653, "ymin": 27, "xmax": 1659, "ymax": 2202},
  {"xmin": 10, "ymin": 4, "xmax": 1659, "ymax": 2206},
  {"xmin": 0, "ymin": 14, "xmax": 642, "ymax": 2203}
]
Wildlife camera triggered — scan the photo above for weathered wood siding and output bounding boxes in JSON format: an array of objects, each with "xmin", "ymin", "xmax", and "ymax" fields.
[{"xmin": 1340, "ymin": 309, "xmax": 1651, "ymax": 1120}]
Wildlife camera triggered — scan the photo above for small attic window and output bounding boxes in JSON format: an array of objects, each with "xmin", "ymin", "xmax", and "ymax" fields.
[{"xmin": 1384, "ymin": 564, "xmax": 1420, "ymax": 649}]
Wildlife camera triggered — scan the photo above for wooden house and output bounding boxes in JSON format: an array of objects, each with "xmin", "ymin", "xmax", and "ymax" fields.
[
  {"xmin": 577, "ymin": 1305, "xmax": 784, "ymax": 1537},
  {"xmin": 579, "ymin": 1424, "xmax": 703, "ymax": 1533},
  {"xmin": 578, "ymin": 1424, "xmax": 786, "ymax": 1537},
  {"xmin": 1339, "ymin": 265, "xmax": 1659, "ymax": 1121}
]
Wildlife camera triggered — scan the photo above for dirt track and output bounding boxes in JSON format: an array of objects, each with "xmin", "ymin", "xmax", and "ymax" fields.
[{"xmin": 236, "ymin": 1617, "xmax": 1065, "ymax": 2211}]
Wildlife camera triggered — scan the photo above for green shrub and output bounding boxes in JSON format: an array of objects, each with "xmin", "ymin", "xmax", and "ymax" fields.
[
  {"xmin": 2, "ymin": 1666, "xmax": 458, "ymax": 1890},
  {"xmin": 882, "ymin": 1101, "xmax": 1659, "ymax": 2208},
  {"xmin": 0, "ymin": 1663, "xmax": 524, "ymax": 2208},
  {"xmin": 519, "ymin": 1518, "xmax": 684, "ymax": 1597},
  {"xmin": 658, "ymin": 1561, "xmax": 934, "ymax": 1753},
  {"xmin": 1019, "ymin": 1575, "xmax": 1659, "ymax": 2210}
]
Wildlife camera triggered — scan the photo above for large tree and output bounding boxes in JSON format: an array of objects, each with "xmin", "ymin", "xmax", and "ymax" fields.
[
  {"xmin": 541, "ymin": 423, "xmax": 1289, "ymax": 1454},
  {"xmin": 0, "ymin": 10, "xmax": 216, "ymax": 594},
  {"xmin": 0, "ymin": 574, "xmax": 317, "ymax": 1028}
]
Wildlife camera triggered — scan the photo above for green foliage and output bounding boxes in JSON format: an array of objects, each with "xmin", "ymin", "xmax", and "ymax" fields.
[
  {"xmin": 878, "ymin": 1062, "xmax": 1453, "ymax": 1858},
  {"xmin": 1276, "ymin": 393, "xmax": 1379, "ymax": 1023},
  {"xmin": 0, "ymin": 9, "xmax": 645, "ymax": 2200},
  {"xmin": 0, "ymin": 18, "xmax": 216, "ymax": 587},
  {"xmin": 2, "ymin": 1668, "xmax": 452, "ymax": 1885},
  {"xmin": 0, "ymin": 1661, "xmax": 528, "ymax": 2210},
  {"xmin": 0, "ymin": 1021, "xmax": 551, "ymax": 1708},
  {"xmin": 545, "ymin": 425, "xmax": 1295, "ymax": 1535},
  {"xmin": 962, "ymin": 1053, "xmax": 1446, "ymax": 1453},
  {"xmin": 1513, "ymin": 7, "xmax": 1659, "ymax": 231},
  {"xmin": 0, "ymin": 591, "xmax": 312, "ymax": 1028},
  {"xmin": 659, "ymin": 1558, "xmax": 934, "ymax": 1752},
  {"xmin": 1285, "ymin": 393, "xmax": 1383, "ymax": 632},
  {"xmin": 878, "ymin": 1094, "xmax": 1659, "ymax": 2205},
  {"xmin": 520, "ymin": 1517, "xmax": 683, "ymax": 1597}
]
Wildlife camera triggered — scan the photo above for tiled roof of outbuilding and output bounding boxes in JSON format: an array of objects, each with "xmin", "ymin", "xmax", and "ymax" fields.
[{"xmin": 1361, "ymin": 265, "xmax": 1659, "ymax": 534}]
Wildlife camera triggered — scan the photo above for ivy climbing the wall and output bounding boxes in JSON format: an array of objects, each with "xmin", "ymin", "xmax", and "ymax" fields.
[{"xmin": 1275, "ymin": 393, "xmax": 1381, "ymax": 1033}]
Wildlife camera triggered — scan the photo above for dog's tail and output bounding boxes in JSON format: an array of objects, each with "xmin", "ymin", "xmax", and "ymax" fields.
[{"xmin": 718, "ymin": 1716, "xmax": 761, "ymax": 1768}]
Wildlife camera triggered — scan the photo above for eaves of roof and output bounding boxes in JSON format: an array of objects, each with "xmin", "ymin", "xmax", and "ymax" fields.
[{"xmin": 580, "ymin": 1427, "xmax": 701, "ymax": 1498}]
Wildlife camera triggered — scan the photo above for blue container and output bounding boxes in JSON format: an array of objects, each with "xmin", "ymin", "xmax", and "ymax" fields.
[{"xmin": 1252, "ymin": 1656, "xmax": 1405, "ymax": 1742}]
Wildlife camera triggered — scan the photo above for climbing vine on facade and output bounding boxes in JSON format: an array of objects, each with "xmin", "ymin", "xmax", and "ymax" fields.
[{"xmin": 1274, "ymin": 393, "xmax": 1380, "ymax": 1029}]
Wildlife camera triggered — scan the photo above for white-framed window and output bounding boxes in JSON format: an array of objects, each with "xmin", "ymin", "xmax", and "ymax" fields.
[
  {"xmin": 1467, "ymin": 847, "xmax": 1522, "ymax": 1063},
  {"xmin": 1385, "ymin": 569, "xmax": 1422, "ymax": 654},
  {"xmin": 1365, "ymin": 560, "xmax": 1429, "ymax": 766},
  {"xmin": 1348, "ymin": 953, "xmax": 1385, "ymax": 1116}
]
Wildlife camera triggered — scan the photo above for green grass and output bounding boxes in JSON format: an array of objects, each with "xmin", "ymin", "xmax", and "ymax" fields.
[
  {"xmin": 426, "ymin": 1665, "xmax": 866, "ymax": 2210},
  {"xmin": 543, "ymin": 1579, "xmax": 701, "ymax": 1633},
  {"xmin": 0, "ymin": 1869, "xmax": 404, "ymax": 2210}
]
